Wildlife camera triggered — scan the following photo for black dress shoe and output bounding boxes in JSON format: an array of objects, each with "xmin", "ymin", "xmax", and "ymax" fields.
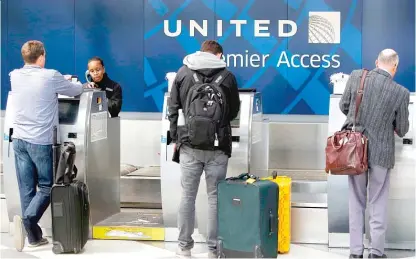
[
  {"xmin": 350, "ymin": 254, "xmax": 363, "ymax": 258},
  {"xmin": 368, "ymin": 254, "xmax": 387, "ymax": 258}
]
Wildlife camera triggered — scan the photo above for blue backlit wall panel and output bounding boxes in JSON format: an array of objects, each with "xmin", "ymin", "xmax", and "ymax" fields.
[
  {"xmin": 1, "ymin": 0, "xmax": 414, "ymax": 114},
  {"xmin": 74, "ymin": 0, "xmax": 145, "ymax": 112}
]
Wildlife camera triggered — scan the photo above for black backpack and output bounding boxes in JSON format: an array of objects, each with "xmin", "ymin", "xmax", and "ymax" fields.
[{"xmin": 184, "ymin": 69, "xmax": 229, "ymax": 150}]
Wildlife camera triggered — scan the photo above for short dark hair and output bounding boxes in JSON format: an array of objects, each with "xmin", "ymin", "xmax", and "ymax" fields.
[
  {"xmin": 21, "ymin": 40, "xmax": 45, "ymax": 64},
  {"xmin": 201, "ymin": 40, "xmax": 223, "ymax": 55},
  {"xmin": 88, "ymin": 56, "xmax": 105, "ymax": 67}
]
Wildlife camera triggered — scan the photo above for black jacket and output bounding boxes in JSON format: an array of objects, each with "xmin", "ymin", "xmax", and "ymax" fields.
[
  {"xmin": 168, "ymin": 65, "xmax": 240, "ymax": 157},
  {"xmin": 85, "ymin": 73, "xmax": 122, "ymax": 117}
]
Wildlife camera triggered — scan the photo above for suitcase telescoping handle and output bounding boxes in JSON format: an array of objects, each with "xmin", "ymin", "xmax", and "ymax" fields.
[
  {"xmin": 53, "ymin": 126, "xmax": 57, "ymax": 145},
  {"xmin": 52, "ymin": 126, "xmax": 61, "ymax": 184},
  {"xmin": 7, "ymin": 128, "xmax": 13, "ymax": 157}
]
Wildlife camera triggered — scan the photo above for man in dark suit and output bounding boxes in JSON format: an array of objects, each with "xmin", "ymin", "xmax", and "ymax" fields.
[{"xmin": 340, "ymin": 49, "xmax": 410, "ymax": 258}]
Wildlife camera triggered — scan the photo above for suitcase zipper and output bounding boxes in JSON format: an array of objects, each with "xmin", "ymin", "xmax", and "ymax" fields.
[
  {"xmin": 68, "ymin": 185, "xmax": 73, "ymax": 251},
  {"xmin": 75, "ymin": 181, "xmax": 82, "ymax": 250},
  {"xmin": 79, "ymin": 182, "xmax": 86, "ymax": 246}
]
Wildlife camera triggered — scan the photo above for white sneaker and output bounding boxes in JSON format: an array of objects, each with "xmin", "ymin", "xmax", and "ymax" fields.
[
  {"xmin": 13, "ymin": 215, "xmax": 25, "ymax": 252},
  {"xmin": 208, "ymin": 251, "xmax": 218, "ymax": 258},
  {"xmin": 176, "ymin": 247, "xmax": 191, "ymax": 257}
]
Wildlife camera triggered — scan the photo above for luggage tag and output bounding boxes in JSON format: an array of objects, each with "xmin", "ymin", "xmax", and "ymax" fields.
[
  {"xmin": 214, "ymin": 133, "xmax": 219, "ymax": 147},
  {"xmin": 246, "ymin": 178, "xmax": 256, "ymax": 184}
]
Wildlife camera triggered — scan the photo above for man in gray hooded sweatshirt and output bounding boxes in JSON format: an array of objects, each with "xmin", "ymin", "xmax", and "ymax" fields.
[{"xmin": 168, "ymin": 40, "xmax": 240, "ymax": 257}]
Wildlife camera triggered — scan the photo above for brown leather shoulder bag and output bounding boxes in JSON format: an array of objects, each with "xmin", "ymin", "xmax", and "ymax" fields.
[{"xmin": 325, "ymin": 69, "xmax": 369, "ymax": 175}]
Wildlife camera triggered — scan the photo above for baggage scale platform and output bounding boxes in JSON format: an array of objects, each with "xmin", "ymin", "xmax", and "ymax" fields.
[
  {"xmin": 93, "ymin": 166, "xmax": 164, "ymax": 241},
  {"xmin": 92, "ymin": 209, "xmax": 165, "ymax": 241},
  {"xmin": 93, "ymin": 166, "xmax": 165, "ymax": 241}
]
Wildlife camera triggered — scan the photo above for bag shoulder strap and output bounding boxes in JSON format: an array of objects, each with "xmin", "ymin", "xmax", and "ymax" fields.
[{"xmin": 353, "ymin": 69, "xmax": 369, "ymax": 129}]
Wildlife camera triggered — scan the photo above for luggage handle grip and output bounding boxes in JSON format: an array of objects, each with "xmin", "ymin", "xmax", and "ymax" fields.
[
  {"xmin": 226, "ymin": 173, "xmax": 258, "ymax": 181},
  {"xmin": 269, "ymin": 209, "xmax": 274, "ymax": 236}
]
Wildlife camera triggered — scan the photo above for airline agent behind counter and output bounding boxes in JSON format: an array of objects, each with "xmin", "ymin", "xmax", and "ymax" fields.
[{"xmin": 84, "ymin": 56, "xmax": 122, "ymax": 117}]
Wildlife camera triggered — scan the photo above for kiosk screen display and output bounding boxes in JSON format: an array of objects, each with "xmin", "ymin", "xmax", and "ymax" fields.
[{"xmin": 59, "ymin": 99, "xmax": 80, "ymax": 124}]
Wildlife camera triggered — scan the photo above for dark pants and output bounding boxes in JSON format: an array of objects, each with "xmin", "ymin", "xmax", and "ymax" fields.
[{"xmin": 13, "ymin": 139, "xmax": 53, "ymax": 244}]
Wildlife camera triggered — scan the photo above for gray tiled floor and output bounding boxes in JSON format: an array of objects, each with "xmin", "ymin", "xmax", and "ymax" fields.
[{"xmin": 1, "ymin": 233, "xmax": 414, "ymax": 259}]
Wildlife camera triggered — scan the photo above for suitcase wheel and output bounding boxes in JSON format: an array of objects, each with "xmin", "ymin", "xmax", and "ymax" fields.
[
  {"xmin": 52, "ymin": 244, "xmax": 63, "ymax": 254},
  {"xmin": 217, "ymin": 240, "xmax": 225, "ymax": 258},
  {"xmin": 254, "ymin": 245, "xmax": 263, "ymax": 258}
]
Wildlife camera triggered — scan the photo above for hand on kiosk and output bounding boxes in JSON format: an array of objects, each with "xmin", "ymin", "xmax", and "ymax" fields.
[
  {"xmin": 85, "ymin": 82, "xmax": 97, "ymax": 89},
  {"xmin": 64, "ymin": 75, "xmax": 81, "ymax": 84},
  {"xmin": 60, "ymin": 75, "xmax": 82, "ymax": 98}
]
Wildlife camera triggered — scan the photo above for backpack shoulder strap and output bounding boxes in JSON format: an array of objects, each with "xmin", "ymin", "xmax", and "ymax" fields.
[
  {"xmin": 185, "ymin": 65, "xmax": 202, "ymax": 85},
  {"xmin": 191, "ymin": 72, "xmax": 201, "ymax": 84},
  {"xmin": 211, "ymin": 69, "xmax": 230, "ymax": 87}
]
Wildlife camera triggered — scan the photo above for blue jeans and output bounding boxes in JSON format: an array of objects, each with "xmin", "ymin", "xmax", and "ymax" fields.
[
  {"xmin": 13, "ymin": 139, "xmax": 53, "ymax": 244},
  {"xmin": 178, "ymin": 145, "xmax": 228, "ymax": 252}
]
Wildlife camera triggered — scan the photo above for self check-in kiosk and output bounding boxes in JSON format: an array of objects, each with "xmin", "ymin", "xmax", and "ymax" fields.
[
  {"xmin": 160, "ymin": 74, "xmax": 270, "ymax": 241},
  {"xmin": 327, "ymin": 92, "xmax": 415, "ymax": 249},
  {"xmin": 2, "ymin": 89, "xmax": 120, "ymax": 237}
]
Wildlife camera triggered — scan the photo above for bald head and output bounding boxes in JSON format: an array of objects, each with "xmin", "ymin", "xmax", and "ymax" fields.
[{"xmin": 376, "ymin": 49, "xmax": 399, "ymax": 77}]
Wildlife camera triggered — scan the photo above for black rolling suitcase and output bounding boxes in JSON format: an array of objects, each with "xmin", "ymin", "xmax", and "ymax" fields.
[
  {"xmin": 217, "ymin": 173, "xmax": 278, "ymax": 258},
  {"xmin": 50, "ymin": 127, "xmax": 90, "ymax": 254}
]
